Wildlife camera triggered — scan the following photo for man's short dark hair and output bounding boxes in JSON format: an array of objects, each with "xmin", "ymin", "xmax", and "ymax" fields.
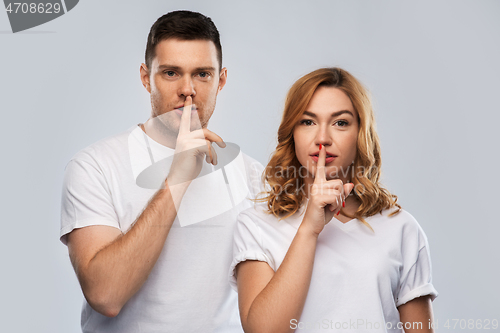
[{"xmin": 145, "ymin": 10, "xmax": 222, "ymax": 72}]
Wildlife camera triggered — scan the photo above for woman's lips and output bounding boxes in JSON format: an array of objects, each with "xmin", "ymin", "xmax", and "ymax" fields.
[{"xmin": 310, "ymin": 155, "xmax": 336, "ymax": 163}]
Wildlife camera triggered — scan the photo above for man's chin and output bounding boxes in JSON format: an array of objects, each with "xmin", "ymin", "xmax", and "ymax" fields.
[{"xmin": 149, "ymin": 116, "xmax": 178, "ymax": 136}]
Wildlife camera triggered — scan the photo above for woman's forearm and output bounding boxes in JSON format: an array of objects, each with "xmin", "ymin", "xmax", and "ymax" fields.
[
  {"xmin": 244, "ymin": 225, "xmax": 319, "ymax": 333},
  {"xmin": 398, "ymin": 296, "xmax": 435, "ymax": 333}
]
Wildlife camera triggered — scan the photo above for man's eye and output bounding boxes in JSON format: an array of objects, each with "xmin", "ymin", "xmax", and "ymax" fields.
[
  {"xmin": 164, "ymin": 71, "xmax": 176, "ymax": 76},
  {"xmin": 300, "ymin": 119, "xmax": 314, "ymax": 126},
  {"xmin": 198, "ymin": 72, "xmax": 210, "ymax": 78}
]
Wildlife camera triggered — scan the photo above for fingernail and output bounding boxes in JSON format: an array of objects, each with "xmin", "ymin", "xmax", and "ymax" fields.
[
  {"xmin": 342, "ymin": 201, "xmax": 345, "ymax": 208},
  {"xmin": 337, "ymin": 211, "xmax": 340, "ymax": 216},
  {"xmin": 319, "ymin": 144, "xmax": 322, "ymax": 150}
]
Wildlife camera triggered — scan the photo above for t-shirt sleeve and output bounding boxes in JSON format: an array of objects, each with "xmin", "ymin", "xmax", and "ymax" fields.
[
  {"xmin": 60, "ymin": 157, "xmax": 121, "ymax": 246},
  {"xmin": 396, "ymin": 219, "xmax": 438, "ymax": 307},
  {"xmin": 229, "ymin": 210, "xmax": 272, "ymax": 291},
  {"xmin": 242, "ymin": 154, "xmax": 266, "ymax": 200}
]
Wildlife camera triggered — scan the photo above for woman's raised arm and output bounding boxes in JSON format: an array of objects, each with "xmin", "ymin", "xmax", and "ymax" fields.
[
  {"xmin": 235, "ymin": 147, "xmax": 354, "ymax": 333},
  {"xmin": 235, "ymin": 224, "xmax": 319, "ymax": 333}
]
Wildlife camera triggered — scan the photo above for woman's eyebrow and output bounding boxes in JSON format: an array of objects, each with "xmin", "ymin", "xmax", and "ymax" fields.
[{"xmin": 303, "ymin": 110, "xmax": 354, "ymax": 118}]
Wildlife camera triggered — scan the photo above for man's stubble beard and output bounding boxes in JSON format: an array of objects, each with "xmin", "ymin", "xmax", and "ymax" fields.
[{"xmin": 149, "ymin": 91, "xmax": 216, "ymax": 141}]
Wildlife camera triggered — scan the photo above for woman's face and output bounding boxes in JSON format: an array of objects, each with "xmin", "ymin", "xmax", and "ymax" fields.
[{"xmin": 293, "ymin": 86, "xmax": 359, "ymax": 183}]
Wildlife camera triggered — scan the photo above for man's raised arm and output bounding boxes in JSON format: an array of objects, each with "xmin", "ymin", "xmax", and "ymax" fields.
[{"xmin": 66, "ymin": 97, "xmax": 224, "ymax": 317}]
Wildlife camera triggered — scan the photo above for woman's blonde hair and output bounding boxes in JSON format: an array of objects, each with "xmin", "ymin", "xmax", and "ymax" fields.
[{"xmin": 258, "ymin": 67, "xmax": 401, "ymax": 230}]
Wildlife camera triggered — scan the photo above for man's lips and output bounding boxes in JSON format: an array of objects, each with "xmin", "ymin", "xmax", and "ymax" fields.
[{"xmin": 173, "ymin": 105, "xmax": 198, "ymax": 116}]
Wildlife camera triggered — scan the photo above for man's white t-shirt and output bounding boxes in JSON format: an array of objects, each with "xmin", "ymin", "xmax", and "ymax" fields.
[
  {"xmin": 60, "ymin": 125, "xmax": 263, "ymax": 333},
  {"xmin": 230, "ymin": 203, "xmax": 438, "ymax": 332}
]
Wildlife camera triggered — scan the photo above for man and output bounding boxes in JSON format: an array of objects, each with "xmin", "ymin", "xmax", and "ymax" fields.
[{"xmin": 60, "ymin": 11, "xmax": 262, "ymax": 332}]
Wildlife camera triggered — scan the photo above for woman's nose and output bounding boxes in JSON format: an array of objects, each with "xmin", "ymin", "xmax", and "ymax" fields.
[{"xmin": 314, "ymin": 125, "xmax": 333, "ymax": 147}]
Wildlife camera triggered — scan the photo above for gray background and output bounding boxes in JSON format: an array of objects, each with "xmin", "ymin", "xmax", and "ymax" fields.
[{"xmin": 1, "ymin": 0, "xmax": 499, "ymax": 332}]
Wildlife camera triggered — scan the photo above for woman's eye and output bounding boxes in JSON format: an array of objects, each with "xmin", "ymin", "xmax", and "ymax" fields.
[
  {"xmin": 336, "ymin": 120, "xmax": 348, "ymax": 127},
  {"xmin": 300, "ymin": 119, "xmax": 314, "ymax": 126}
]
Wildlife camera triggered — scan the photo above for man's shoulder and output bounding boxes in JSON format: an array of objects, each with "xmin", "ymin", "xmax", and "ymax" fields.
[
  {"xmin": 241, "ymin": 152, "xmax": 264, "ymax": 172},
  {"xmin": 238, "ymin": 152, "xmax": 265, "ymax": 197},
  {"xmin": 70, "ymin": 125, "xmax": 138, "ymax": 164}
]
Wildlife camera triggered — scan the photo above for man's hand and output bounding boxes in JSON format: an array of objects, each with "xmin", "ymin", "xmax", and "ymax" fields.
[
  {"xmin": 166, "ymin": 96, "xmax": 226, "ymax": 186},
  {"xmin": 66, "ymin": 98, "xmax": 230, "ymax": 317}
]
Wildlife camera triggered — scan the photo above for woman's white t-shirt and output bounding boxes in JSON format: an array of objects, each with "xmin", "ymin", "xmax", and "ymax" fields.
[{"xmin": 230, "ymin": 204, "xmax": 438, "ymax": 332}]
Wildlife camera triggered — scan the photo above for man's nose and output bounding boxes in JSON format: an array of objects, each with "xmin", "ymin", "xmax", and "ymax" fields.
[{"xmin": 178, "ymin": 76, "xmax": 196, "ymax": 97}]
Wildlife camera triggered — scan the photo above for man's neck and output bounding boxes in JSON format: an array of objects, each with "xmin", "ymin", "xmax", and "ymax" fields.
[{"xmin": 141, "ymin": 119, "xmax": 177, "ymax": 149}]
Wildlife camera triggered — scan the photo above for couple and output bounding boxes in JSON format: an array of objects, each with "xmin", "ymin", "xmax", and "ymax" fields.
[{"xmin": 60, "ymin": 10, "xmax": 437, "ymax": 333}]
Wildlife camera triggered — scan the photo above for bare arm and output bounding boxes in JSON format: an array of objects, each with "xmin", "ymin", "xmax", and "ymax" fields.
[
  {"xmin": 66, "ymin": 97, "xmax": 224, "ymax": 317},
  {"xmin": 67, "ymin": 182, "xmax": 187, "ymax": 317},
  {"xmin": 236, "ymin": 146, "xmax": 354, "ymax": 333},
  {"xmin": 398, "ymin": 295, "xmax": 435, "ymax": 332},
  {"xmin": 236, "ymin": 225, "xmax": 319, "ymax": 333}
]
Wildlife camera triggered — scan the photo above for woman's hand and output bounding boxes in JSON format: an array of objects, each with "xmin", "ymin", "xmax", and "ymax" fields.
[{"xmin": 302, "ymin": 145, "xmax": 354, "ymax": 236}]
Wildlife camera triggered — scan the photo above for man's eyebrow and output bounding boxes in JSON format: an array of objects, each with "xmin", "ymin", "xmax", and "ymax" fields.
[
  {"xmin": 157, "ymin": 65, "xmax": 216, "ymax": 72},
  {"xmin": 194, "ymin": 66, "xmax": 216, "ymax": 72},
  {"xmin": 302, "ymin": 110, "xmax": 354, "ymax": 118},
  {"xmin": 158, "ymin": 64, "xmax": 181, "ymax": 71}
]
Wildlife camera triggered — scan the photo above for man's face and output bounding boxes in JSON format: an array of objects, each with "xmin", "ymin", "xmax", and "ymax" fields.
[{"xmin": 141, "ymin": 38, "xmax": 226, "ymax": 134}]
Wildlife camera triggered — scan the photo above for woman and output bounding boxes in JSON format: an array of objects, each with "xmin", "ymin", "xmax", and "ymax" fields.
[{"xmin": 230, "ymin": 68, "xmax": 438, "ymax": 332}]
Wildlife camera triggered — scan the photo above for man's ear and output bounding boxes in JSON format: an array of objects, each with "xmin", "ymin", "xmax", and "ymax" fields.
[
  {"xmin": 140, "ymin": 63, "xmax": 151, "ymax": 93},
  {"xmin": 217, "ymin": 67, "xmax": 227, "ymax": 94}
]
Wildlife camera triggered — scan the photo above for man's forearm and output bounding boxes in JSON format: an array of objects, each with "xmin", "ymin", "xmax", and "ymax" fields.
[{"xmin": 81, "ymin": 181, "xmax": 188, "ymax": 317}]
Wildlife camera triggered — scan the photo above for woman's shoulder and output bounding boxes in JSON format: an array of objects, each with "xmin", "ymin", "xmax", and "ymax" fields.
[
  {"xmin": 237, "ymin": 203, "xmax": 275, "ymax": 228},
  {"xmin": 382, "ymin": 207, "xmax": 416, "ymax": 221},
  {"xmin": 237, "ymin": 203, "xmax": 304, "ymax": 230},
  {"xmin": 372, "ymin": 208, "xmax": 428, "ymax": 239},
  {"xmin": 372, "ymin": 207, "xmax": 416, "ymax": 223},
  {"xmin": 238, "ymin": 202, "xmax": 270, "ymax": 219}
]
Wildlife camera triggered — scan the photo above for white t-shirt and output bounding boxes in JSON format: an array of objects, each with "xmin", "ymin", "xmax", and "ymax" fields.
[
  {"xmin": 60, "ymin": 125, "xmax": 264, "ymax": 333},
  {"xmin": 230, "ymin": 203, "xmax": 438, "ymax": 333}
]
